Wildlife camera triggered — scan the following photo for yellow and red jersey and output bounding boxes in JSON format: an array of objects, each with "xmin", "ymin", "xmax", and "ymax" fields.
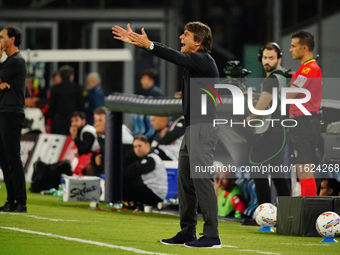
[{"xmin": 289, "ymin": 59, "xmax": 322, "ymax": 117}]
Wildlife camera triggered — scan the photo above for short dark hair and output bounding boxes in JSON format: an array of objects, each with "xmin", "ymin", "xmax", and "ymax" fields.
[
  {"xmin": 322, "ymin": 179, "xmax": 340, "ymax": 196},
  {"xmin": 70, "ymin": 111, "xmax": 85, "ymax": 120},
  {"xmin": 4, "ymin": 25, "xmax": 22, "ymax": 47},
  {"xmin": 59, "ymin": 65, "xmax": 74, "ymax": 82},
  {"xmin": 141, "ymin": 69, "xmax": 157, "ymax": 80},
  {"xmin": 133, "ymin": 135, "xmax": 149, "ymax": 143},
  {"xmin": 93, "ymin": 106, "xmax": 106, "ymax": 115},
  {"xmin": 185, "ymin": 22, "xmax": 213, "ymax": 54},
  {"xmin": 263, "ymin": 42, "xmax": 282, "ymax": 59},
  {"xmin": 292, "ymin": 30, "xmax": 315, "ymax": 51}
]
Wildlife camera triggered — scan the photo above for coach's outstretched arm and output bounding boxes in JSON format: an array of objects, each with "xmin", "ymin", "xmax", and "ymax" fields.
[
  {"xmin": 114, "ymin": 21, "xmax": 222, "ymax": 248},
  {"xmin": 112, "ymin": 24, "xmax": 152, "ymax": 49}
]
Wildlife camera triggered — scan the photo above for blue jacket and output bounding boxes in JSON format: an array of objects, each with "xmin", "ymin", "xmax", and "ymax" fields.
[{"xmin": 85, "ymin": 85, "xmax": 104, "ymax": 125}]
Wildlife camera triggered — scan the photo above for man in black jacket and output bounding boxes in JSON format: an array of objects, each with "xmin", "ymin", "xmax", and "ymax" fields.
[
  {"xmin": 247, "ymin": 42, "xmax": 291, "ymax": 205},
  {"xmin": 123, "ymin": 135, "xmax": 168, "ymax": 206},
  {"xmin": 0, "ymin": 25, "xmax": 27, "ymax": 212},
  {"xmin": 113, "ymin": 22, "xmax": 221, "ymax": 248},
  {"xmin": 50, "ymin": 65, "xmax": 84, "ymax": 135},
  {"xmin": 69, "ymin": 111, "xmax": 99, "ymax": 176}
]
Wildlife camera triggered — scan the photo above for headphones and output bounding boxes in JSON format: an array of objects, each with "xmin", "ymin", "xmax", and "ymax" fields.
[{"xmin": 258, "ymin": 42, "xmax": 282, "ymax": 62}]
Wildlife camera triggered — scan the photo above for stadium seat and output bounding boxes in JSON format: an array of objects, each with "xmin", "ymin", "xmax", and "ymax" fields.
[
  {"xmin": 132, "ymin": 114, "xmax": 145, "ymax": 136},
  {"xmin": 143, "ymin": 115, "xmax": 155, "ymax": 139},
  {"xmin": 236, "ymin": 173, "xmax": 258, "ymax": 218},
  {"xmin": 243, "ymin": 179, "xmax": 258, "ymax": 218},
  {"xmin": 163, "ymin": 161, "xmax": 178, "ymax": 200}
]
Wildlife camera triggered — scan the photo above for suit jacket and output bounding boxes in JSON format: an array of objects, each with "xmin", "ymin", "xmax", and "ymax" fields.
[{"xmin": 50, "ymin": 81, "xmax": 84, "ymax": 135}]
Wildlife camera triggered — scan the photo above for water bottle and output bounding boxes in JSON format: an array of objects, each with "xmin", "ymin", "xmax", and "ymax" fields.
[
  {"xmin": 57, "ymin": 184, "xmax": 63, "ymax": 197},
  {"xmin": 107, "ymin": 202, "xmax": 123, "ymax": 209},
  {"xmin": 51, "ymin": 188, "xmax": 58, "ymax": 196},
  {"xmin": 235, "ymin": 210, "xmax": 242, "ymax": 219},
  {"xmin": 113, "ymin": 203, "xmax": 123, "ymax": 209},
  {"xmin": 40, "ymin": 189, "xmax": 53, "ymax": 195}
]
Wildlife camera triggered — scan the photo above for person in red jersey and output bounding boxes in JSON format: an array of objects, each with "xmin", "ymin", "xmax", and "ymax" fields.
[{"xmin": 287, "ymin": 30, "xmax": 322, "ymax": 196}]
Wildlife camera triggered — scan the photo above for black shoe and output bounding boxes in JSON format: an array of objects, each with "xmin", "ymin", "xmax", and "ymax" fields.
[
  {"xmin": 184, "ymin": 236, "xmax": 222, "ymax": 248},
  {"xmin": 241, "ymin": 218, "xmax": 257, "ymax": 226},
  {"xmin": 0, "ymin": 202, "xmax": 15, "ymax": 212},
  {"xmin": 161, "ymin": 233, "xmax": 197, "ymax": 245},
  {"xmin": 13, "ymin": 203, "xmax": 27, "ymax": 213}
]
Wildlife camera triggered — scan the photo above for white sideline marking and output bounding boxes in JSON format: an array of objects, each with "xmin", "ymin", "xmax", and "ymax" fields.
[
  {"xmin": 5, "ymin": 213, "xmax": 96, "ymax": 222},
  {"xmin": 150, "ymin": 222, "xmax": 178, "ymax": 225},
  {"xmin": 280, "ymin": 242, "xmax": 330, "ymax": 246},
  {"xmin": 223, "ymin": 245, "xmax": 280, "ymax": 254},
  {"xmin": 238, "ymin": 249, "xmax": 280, "ymax": 255},
  {"xmin": 0, "ymin": 227, "xmax": 174, "ymax": 255},
  {"xmin": 154, "ymin": 211, "xmax": 179, "ymax": 217},
  {"xmin": 222, "ymin": 245, "xmax": 239, "ymax": 248}
]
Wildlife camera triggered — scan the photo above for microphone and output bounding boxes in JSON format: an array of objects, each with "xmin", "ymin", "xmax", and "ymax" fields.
[{"xmin": 315, "ymin": 54, "xmax": 319, "ymax": 61}]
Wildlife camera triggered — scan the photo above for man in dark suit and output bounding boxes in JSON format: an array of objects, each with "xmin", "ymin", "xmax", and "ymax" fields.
[
  {"xmin": 49, "ymin": 65, "xmax": 84, "ymax": 135},
  {"xmin": 113, "ymin": 22, "xmax": 221, "ymax": 248},
  {"xmin": 0, "ymin": 25, "xmax": 27, "ymax": 212}
]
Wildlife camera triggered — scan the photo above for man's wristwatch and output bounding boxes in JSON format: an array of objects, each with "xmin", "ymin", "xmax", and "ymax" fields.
[{"xmin": 147, "ymin": 42, "xmax": 154, "ymax": 51}]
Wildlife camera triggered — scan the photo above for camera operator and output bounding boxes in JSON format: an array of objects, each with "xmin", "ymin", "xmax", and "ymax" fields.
[{"xmin": 246, "ymin": 42, "xmax": 291, "ymax": 205}]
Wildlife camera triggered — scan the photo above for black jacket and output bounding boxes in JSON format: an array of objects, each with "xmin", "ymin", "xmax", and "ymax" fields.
[
  {"xmin": 150, "ymin": 42, "xmax": 219, "ymax": 126},
  {"xmin": 49, "ymin": 81, "xmax": 84, "ymax": 134},
  {"xmin": 141, "ymin": 85, "xmax": 164, "ymax": 97},
  {"xmin": 0, "ymin": 52, "xmax": 26, "ymax": 114}
]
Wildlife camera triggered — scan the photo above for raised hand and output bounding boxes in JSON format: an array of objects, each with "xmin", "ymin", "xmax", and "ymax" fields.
[
  {"xmin": 112, "ymin": 23, "xmax": 133, "ymax": 43},
  {"xmin": 112, "ymin": 24, "xmax": 152, "ymax": 49},
  {"xmin": 127, "ymin": 28, "xmax": 152, "ymax": 49},
  {"xmin": 95, "ymin": 154, "xmax": 102, "ymax": 166}
]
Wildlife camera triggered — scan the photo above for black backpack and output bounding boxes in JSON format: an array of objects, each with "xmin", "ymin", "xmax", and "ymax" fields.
[{"xmin": 30, "ymin": 160, "xmax": 72, "ymax": 193}]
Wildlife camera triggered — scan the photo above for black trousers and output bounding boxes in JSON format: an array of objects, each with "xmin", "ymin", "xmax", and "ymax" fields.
[
  {"xmin": 251, "ymin": 128, "xmax": 290, "ymax": 204},
  {"xmin": 289, "ymin": 115, "xmax": 321, "ymax": 164},
  {"xmin": 0, "ymin": 112, "xmax": 26, "ymax": 205},
  {"xmin": 123, "ymin": 177, "xmax": 162, "ymax": 206},
  {"xmin": 254, "ymin": 178, "xmax": 290, "ymax": 204},
  {"xmin": 178, "ymin": 124, "xmax": 219, "ymax": 238}
]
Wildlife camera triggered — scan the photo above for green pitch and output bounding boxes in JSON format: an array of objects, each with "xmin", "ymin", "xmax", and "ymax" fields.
[{"xmin": 0, "ymin": 184, "xmax": 338, "ymax": 255}]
